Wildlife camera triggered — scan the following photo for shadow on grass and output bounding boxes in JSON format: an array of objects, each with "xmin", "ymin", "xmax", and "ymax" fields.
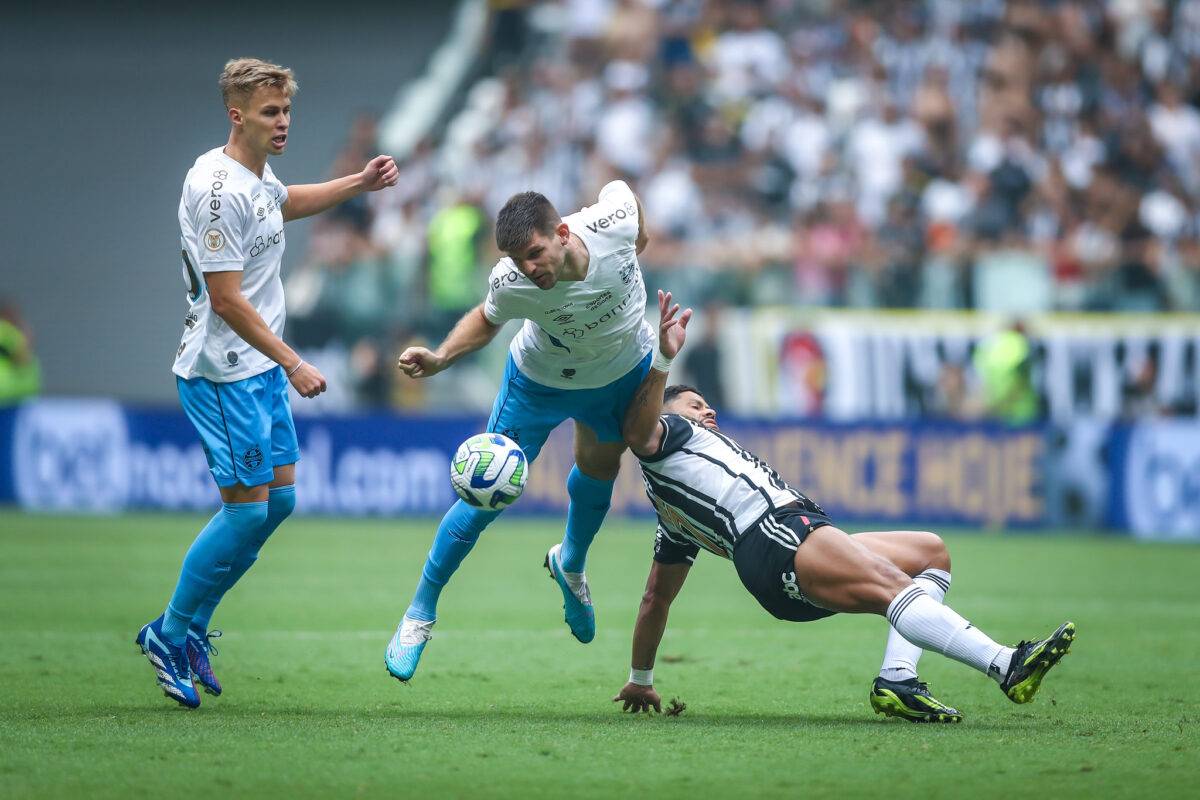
[{"xmin": 13, "ymin": 702, "xmax": 1058, "ymax": 734}]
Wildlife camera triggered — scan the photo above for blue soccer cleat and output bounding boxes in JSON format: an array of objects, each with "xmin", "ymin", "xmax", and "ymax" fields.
[
  {"xmin": 544, "ymin": 543, "xmax": 595, "ymax": 643},
  {"xmin": 186, "ymin": 629, "xmax": 223, "ymax": 696},
  {"xmin": 385, "ymin": 616, "xmax": 435, "ymax": 682},
  {"xmin": 135, "ymin": 615, "xmax": 200, "ymax": 708}
]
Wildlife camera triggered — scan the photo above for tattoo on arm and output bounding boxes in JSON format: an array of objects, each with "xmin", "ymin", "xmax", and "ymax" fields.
[{"xmin": 632, "ymin": 384, "xmax": 654, "ymax": 411}]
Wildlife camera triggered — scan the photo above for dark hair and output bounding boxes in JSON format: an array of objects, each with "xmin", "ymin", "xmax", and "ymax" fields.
[
  {"xmin": 495, "ymin": 191, "xmax": 561, "ymax": 253},
  {"xmin": 663, "ymin": 384, "xmax": 702, "ymax": 404}
]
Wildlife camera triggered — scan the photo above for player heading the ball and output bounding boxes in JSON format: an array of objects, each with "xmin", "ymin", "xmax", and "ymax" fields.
[{"xmin": 386, "ymin": 181, "xmax": 652, "ymax": 682}]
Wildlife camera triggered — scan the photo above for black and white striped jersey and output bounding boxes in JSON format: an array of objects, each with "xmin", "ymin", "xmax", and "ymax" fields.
[{"xmin": 638, "ymin": 414, "xmax": 823, "ymax": 563}]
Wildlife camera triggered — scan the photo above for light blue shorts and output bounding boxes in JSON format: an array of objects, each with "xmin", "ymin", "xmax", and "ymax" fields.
[
  {"xmin": 486, "ymin": 351, "xmax": 653, "ymax": 462},
  {"xmin": 177, "ymin": 366, "xmax": 300, "ymax": 488}
]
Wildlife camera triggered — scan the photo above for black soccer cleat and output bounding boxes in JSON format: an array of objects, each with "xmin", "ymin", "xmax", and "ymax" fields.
[
  {"xmin": 870, "ymin": 676, "xmax": 963, "ymax": 723},
  {"xmin": 999, "ymin": 621, "xmax": 1076, "ymax": 704}
]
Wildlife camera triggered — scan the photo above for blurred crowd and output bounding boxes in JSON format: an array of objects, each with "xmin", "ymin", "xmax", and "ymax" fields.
[
  {"xmin": 287, "ymin": 0, "xmax": 1200, "ymax": 409},
  {"xmin": 0, "ymin": 299, "xmax": 40, "ymax": 406}
]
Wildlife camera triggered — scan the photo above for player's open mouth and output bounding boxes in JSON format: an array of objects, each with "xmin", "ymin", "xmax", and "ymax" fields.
[{"xmin": 272, "ymin": 134, "xmax": 287, "ymax": 147}]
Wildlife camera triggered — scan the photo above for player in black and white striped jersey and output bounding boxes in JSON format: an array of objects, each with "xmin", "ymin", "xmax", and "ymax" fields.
[{"xmin": 612, "ymin": 291, "xmax": 1076, "ymax": 723}]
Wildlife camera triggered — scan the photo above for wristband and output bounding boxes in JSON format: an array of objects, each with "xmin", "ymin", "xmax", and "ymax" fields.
[
  {"xmin": 651, "ymin": 351, "xmax": 673, "ymax": 373},
  {"xmin": 286, "ymin": 359, "xmax": 305, "ymax": 378},
  {"xmin": 629, "ymin": 667, "xmax": 654, "ymax": 686}
]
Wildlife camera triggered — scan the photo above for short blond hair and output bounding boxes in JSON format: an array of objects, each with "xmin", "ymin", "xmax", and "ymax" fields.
[{"xmin": 219, "ymin": 58, "xmax": 298, "ymax": 109}]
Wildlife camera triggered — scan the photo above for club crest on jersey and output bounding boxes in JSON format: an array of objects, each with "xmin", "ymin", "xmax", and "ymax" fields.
[
  {"xmin": 242, "ymin": 447, "xmax": 264, "ymax": 470},
  {"xmin": 205, "ymin": 229, "xmax": 226, "ymax": 252},
  {"xmin": 226, "ymin": 351, "xmax": 239, "ymax": 366},
  {"xmin": 619, "ymin": 257, "xmax": 637, "ymax": 285}
]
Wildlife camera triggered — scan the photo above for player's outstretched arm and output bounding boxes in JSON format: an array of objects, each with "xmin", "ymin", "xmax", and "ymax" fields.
[
  {"xmin": 282, "ymin": 155, "xmax": 399, "ymax": 222},
  {"xmin": 613, "ymin": 560, "xmax": 691, "ymax": 713},
  {"xmin": 623, "ymin": 290, "xmax": 691, "ymax": 456},
  {"xmin": 206, "ymin": 271, "xmax": 326, "ymax": 398},
  {"xmin": 397, "ymin": 304, "xmax": 501, "ymax": 379}
]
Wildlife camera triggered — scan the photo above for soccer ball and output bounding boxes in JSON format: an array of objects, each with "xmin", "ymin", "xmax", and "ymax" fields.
[{"xmin": 450, "ymin": 433, "xmax": 528, "ymax": 509}]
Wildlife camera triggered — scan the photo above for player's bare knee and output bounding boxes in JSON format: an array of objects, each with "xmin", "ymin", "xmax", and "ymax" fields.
[{"xmin": 922, "ymin": 531, "xmax": 950, "ymax": 571}]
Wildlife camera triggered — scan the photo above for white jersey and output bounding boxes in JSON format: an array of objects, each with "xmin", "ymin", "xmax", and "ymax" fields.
[
  {"xmin": 638, "ymin": 415, "xmax": 812, "ymax": 560},
  {"xmin": 172, "ymin": 147, "xmax": 289, "ymax": 383},
  {"xmin": 482, "ymin": 181, "xmax": 654, "ymax": 389}
]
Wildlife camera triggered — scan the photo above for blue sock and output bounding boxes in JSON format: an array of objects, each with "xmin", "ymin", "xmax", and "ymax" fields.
[
  {"xmin": 406, "ymin": 500, "xmax": 500, "ymax": 622},
  {"xmin": 161, "ymin": 501, "xmax": 269, "ymax": 645},
  {"xmin": 559, "ymin": 466, "xmax": 614, "ymax": 572},
  {"xmin": 189, "ymin": 485, "xmax": 296, "ymax": 636}
]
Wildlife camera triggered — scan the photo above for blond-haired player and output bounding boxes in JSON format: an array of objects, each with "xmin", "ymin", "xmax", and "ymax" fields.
[{"xmin": 136, "ymin": 58, "xmax": 398, "ymax": 708}]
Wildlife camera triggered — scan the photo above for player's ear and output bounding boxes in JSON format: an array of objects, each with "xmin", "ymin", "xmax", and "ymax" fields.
[
  {"xmin": 227, "ymin": 106, "xmax": 243, "ymax": 127},
  {"xmin": 556, "ymin": 221, "xmax": 569, "ymax": 243}
]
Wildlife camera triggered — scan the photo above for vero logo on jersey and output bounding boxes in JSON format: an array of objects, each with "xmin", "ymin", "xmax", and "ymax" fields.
[
  {"xmin": 584, "ymin": 201, "xmax": 636, "ymax": 234},
  {"xmin": 491, "ymin": 270, "xmax": 520, "ymax": 291},
  {"xmin": 208, "ymin": 170, "xmax": 227, "ymax": 223}
]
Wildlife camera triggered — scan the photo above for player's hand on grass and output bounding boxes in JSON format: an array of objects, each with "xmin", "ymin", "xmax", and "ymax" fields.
[
  {"xmin": 289, "ymin": 361, "xmax": 327, "ymax": 398},
  {"xmin": 397, "ymin": 346, "xmax": 447, "ymax": 379},
  {"xmin": 360, "ymin": 155, "xmax": 399, "ymax": 192},
  {"xmin": 613, "ymin": 682, "xmax": 662, "ymax": 713},
  {"xmin": 657, "ymin": 290, "xmax": 692, "ymax": 360}
]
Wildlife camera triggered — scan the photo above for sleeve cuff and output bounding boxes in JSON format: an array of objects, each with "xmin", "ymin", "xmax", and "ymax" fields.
[{"xmin": 198, "ymin": 259, "xmax": 245, "ymax": 272}]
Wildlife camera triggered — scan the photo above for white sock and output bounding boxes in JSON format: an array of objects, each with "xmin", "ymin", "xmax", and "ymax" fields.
[
  {"xmin": 886, "ymin": 584, "xmax": 1014, "ymax": 682},
  {"xmin": 879, "ymin": 569, "xmax": 950, "ymax": 681}
]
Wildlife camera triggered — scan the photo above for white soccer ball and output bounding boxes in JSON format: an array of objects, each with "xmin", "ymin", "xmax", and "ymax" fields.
[{"xmin": 450, "ymin": 433, "xmax": 528, "ymax": 509}]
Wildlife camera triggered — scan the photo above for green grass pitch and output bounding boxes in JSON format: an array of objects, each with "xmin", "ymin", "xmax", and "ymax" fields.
[{"xmin": 1, "ymin": 511, "xmax": 1197, "ymax": 798}]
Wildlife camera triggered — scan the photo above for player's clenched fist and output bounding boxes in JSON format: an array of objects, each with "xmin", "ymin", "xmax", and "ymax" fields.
[
  {"xmin": 288, "ymin": 361, "xmax": 327, "ymax": 398},
  {"xmin": 397, "ymin": 347, "xmax": 447, "ymax": 379},
  {"xmin": 360, "ymin": 154, "xmax": 399, "ymax": 192},
  {"xmin": 613, "ymin": 682, "xmax": 661, "ymax": 713}
]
